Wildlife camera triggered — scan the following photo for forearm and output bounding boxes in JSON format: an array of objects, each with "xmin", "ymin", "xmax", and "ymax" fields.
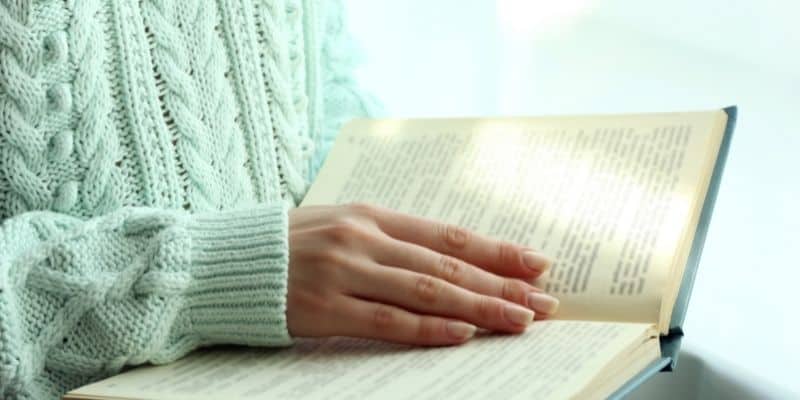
[{"xmin": 0, "ymin": 204, "xmax": 292, "ymax": 400}]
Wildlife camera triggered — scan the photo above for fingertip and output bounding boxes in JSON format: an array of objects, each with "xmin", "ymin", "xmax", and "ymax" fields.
[
  {"xmin": 522, "ymin": 269, "xmax": 545, "ymax": 282},
  {"xmin": 533, "ymin": 312, "xmax": 551, "ymax": 321},
  {"xmin": 526, "ymin": 283, "xmax": 545, "ymax": 292},
  {"xmin": 527, "ymin": 292, "xmax": 560, "ymax": 315},
  {"xmin": 446, "ymin": 321, "xmax": 477, "ymax": 342},
  {"xmin": 504, "ymin": 303, "xmax": 535, "ymax": 327},
  {"xmin": 522, "ymin": 249, "xmax": 554, "ymax": 275}
]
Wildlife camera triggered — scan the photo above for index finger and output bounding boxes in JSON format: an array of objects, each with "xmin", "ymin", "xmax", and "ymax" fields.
[{"xmin": 368, "ymin": 205, "xmax": 553, "ymax": 279}]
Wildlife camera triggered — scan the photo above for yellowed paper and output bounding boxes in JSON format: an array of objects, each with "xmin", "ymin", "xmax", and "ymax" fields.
[
  {"xmin": 66, "ymin": 321, "xmax": 655, "ymax": 400},
  {"xmin": 303, "ymin": 111, "xmax": 723, "ymax": 325}
]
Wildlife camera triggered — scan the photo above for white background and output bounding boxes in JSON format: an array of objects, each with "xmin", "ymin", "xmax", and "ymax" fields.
[{"xmin": 345, "ymin": 0, "xmax": 800, "ymax": 396}]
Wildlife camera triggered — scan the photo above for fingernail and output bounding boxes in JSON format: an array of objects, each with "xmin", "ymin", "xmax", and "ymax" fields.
[
  {"xmin": 504, "ymin": 304, "xmax": 535, "ymax": 326},
  {"xmin": 446, "ymin": 321, "xmax": 477, "ymax": 340},
  {"xmin": 523, "ymin": 250, "xmax": 553, "ymax": 272},
  {"xmin": 527, "ymin": 292, "xmax": 560, "ymax": 314}
]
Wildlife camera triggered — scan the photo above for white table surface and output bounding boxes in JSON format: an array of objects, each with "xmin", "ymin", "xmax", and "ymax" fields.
[{"xmin": 345, "ymin": 0, "xmax": 800, "ymax": 396}]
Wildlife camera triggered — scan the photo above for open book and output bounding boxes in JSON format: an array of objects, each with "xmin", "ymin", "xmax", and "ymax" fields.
[{"xmin": 65, "ymin": 107, "xmax": 737, "ymax": 400}]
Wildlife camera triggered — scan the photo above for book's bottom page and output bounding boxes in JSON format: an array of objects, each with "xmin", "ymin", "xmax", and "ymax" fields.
[{"xmin": 65, "ymin": 321, "xmax": 658, "ymax": 400}]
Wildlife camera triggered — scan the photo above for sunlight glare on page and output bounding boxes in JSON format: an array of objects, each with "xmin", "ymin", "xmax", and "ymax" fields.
[
  {"xmin": 460, "ymin": 120, "xmax": 653, "ymax": 247},
  {"xmin": 357, "ymin": 118, "xmax": 405, "ymax": 139},
  {"xmin": 460, "ymin": 120, "xmax": 531, "ymax": 195},
  {"xmin": 459, "ymin": 119, "xmax": 692, "ymax": 299}
]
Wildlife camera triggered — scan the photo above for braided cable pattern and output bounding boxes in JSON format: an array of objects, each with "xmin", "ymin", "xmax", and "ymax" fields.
[
  {"xmin": 212, "ymin": 0, "xmax": 278, "ymax": 203},
  {"xmin": 1, "ymin": 203, "xmax": 292, "ymax": 399},
  {"xmin": 69, "ymin": 0, "xmax": 123, "ymax": 215},
  {"xmin": 0, "ymin": 209, "xmax": 191, "ymax": 398},
  {"xmin": 284, "ymin": 0, "xmax": 312, "ymax": 154},
  {"xmin": 253, "ymin": 0, "xmax": 312, "ymax": 203},
  {"xmin": 141, "ymin": 0, "xmax": 225, "ymax": 211},
  {"xmin": 0, "ymin": 2, "xmax": 51, "ymax": 216},
  {"xmin": 177, "ymin": 0, "xmax": 252, "ymax": 207},
  {"xmin": 0, "ymin": 1, "xmax": 373, "ymax": 398}
]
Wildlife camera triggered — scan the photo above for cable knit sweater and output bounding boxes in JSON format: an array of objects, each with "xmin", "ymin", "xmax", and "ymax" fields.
[{"xmin": 0, "ymin": 1, "xmax": 376, "ymax": 398}]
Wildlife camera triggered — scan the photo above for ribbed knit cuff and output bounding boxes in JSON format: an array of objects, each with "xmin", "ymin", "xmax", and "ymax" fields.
[{"xmin": 183, "ymin": 203, "xmax": 293, "ymax": 347}]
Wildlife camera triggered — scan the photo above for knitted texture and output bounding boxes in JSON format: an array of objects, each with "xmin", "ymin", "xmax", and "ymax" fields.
[{"xmin": 0, "ymin": 1, "xmax": 373, "ymax": 399}]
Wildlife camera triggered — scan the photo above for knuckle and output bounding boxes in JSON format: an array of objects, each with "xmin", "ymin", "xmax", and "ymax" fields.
[
  {"xmin": 438, "ymin": 255, "xmax": 464, "ymax": 285},
  {"xmin": 497, "ymin": 241, "xmax": 519, "ymax": 267},
  {"xmin": 415, "ymin": 275, "xmax": 441, "ymax": 304},
  {"xmin": 372, "ymin": 305, "xmax": 395, "ymax": 332},
  {"xmin": 439, "ymin": 223, "xmax": 470, "ymax": 249},
  {"xmin": 501, "ymin": 278, "xmax": 526, "ymax": 303},
  {"xmin": 416, "ymin": 318, "xmax": 438, "ymax": 342},
  {"xmin": 476, "ymin": 295, "xmax": 499, "ymax": 321}
]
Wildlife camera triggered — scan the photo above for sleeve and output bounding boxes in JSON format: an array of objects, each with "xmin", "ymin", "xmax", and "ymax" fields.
[
  {"xmin": 309, "ymin": 0, "xmax": 384, "ymax": 179},
  {"xmin": 0, "ymin": 203, "xmax": 293, "ymax": 399}
]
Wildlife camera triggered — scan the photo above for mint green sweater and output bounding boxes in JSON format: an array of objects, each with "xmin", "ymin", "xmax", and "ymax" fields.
[{"xmin": 0, "ymin": 1, "xmax": 375, "ymax": 398}]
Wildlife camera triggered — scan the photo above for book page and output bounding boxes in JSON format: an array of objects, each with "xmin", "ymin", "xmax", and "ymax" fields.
[
  {"xmin": 302, "ymin": 111, "xmax": 723, "ymax": 325},
  {"xmin": 579, "ymin": 333, "xmax": 662, "ymax": 399},
  {"xmin": 66, "ymin": 321, "xmax": 657, "ymax": 400}
]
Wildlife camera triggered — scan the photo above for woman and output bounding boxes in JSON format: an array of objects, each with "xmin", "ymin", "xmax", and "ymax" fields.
[{"xmin": 0, "ymin": 1, "xmax": 559, "ymax": 398}]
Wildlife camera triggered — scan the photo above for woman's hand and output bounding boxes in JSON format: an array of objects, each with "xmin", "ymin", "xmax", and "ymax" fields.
[{"xmin": 286, "ymin": 203, "xmax": 559, "ymax": 346}]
